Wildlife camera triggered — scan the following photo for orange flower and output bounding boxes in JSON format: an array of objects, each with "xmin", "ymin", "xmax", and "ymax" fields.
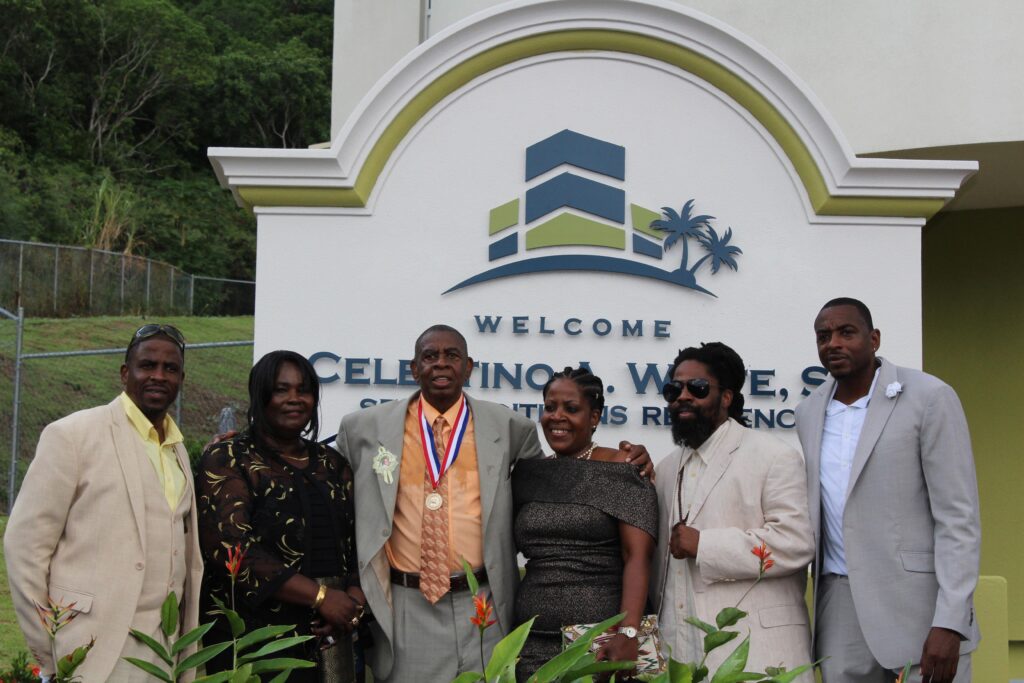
[
  {"xmin": 752, "ymin": 542, "xmax": 774, "ymax": 574},
  {"xmin": 225, "ymin": 543, "xmax": 245, "ymax": 578},
  {"xmin": 470, "ymin": 594, "xmax": 496, "ymax": 630},
  {"xmin": 30, "ymin": 665, "xmax": 40, "ymax": 677}
]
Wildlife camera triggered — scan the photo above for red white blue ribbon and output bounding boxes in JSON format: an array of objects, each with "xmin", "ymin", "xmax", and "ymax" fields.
[{"xmin": 419, "ymin": 396, "xmax": 469, "ymax": 489}]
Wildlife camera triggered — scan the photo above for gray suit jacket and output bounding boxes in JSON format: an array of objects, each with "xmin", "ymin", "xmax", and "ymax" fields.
[
  {"xmin": 4, "ymin": 398, "xmax": 203, "ymax": 680},
  {"xmin": 335, "ymin": 393, "xmax": 542, "ymax": 679},
  {"xmin": 795, "ymin": 358, "xmax": 981, "ymax": 668}
]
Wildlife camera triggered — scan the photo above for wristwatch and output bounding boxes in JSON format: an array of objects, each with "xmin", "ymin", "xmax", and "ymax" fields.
[{"xmin": 617, "ymin": 625, "xmax": 638, "ymax": 639}]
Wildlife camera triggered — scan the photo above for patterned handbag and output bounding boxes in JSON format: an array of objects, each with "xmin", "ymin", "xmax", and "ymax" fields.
[{"xmin": 560, "ymin": 613, "xmax": 666, "ymax": 675}]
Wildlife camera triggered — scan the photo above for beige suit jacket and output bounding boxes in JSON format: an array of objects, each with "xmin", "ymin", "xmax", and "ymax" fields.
[
  {"xmin": 650, "ymin": 419, "xmax": 814, "ymax": 678},
  {"xmin": 335, "ymin": 393, "xmax": 542, "ymax": 680},
  {"xmin": 4, "ymin": 397, "xmax": 203, "ymax": 680},
  {"xmin": 796, "ymin": 358, "xmax": 981, "ymax": 668}
]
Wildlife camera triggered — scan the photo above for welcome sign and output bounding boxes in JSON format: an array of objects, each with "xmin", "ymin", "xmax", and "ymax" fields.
[{"xmin": 210, "ymin": 0, "xmax": 974, "ymax": 455}]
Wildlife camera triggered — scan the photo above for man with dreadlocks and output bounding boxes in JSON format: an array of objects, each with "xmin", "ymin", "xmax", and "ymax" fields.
[{"xmin": 649, "ymin": 342, "xmax": 814, "ymax": 679}]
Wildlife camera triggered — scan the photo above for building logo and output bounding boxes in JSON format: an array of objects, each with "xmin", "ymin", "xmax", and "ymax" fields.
[{"xmin": 446, "ymin": 129, "xmax": 743, "ymax": 296}]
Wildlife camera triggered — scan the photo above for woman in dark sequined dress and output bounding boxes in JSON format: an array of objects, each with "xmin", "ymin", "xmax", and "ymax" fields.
[
  {"xmin": 512, "ymin": 367, "xmax": 658, "ymax": 681},
  {"xmin": 197, "ymin": 351, "xmax": 366, "ymax": 682}
]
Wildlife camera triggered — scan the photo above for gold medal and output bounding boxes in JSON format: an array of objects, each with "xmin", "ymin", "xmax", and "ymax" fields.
[{"xmin": 425, "ymin": 492, "xmax": 444, "ymax": 511}]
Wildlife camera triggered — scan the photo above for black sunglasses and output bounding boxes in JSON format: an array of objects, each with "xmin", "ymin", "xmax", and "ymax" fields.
[
  {"xmin": 662, "ymin": 378, "xmax": 716, "ymax": 402},
  {"xmin": 128, "ymin": 324, "xmax": 186, "ymax": 354}
]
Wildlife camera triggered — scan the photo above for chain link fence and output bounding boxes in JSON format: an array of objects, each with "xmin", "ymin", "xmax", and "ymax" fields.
[
  {"xmin": 0, "ymin": 239, "xmax": 255, "ymax": 317},
  {"xmin": 0, "ymin": 307, "xmax": 254, "ymax": 512}
]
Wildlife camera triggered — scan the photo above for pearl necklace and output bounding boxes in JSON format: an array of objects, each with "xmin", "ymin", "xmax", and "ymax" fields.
[{"xmin": 574, "ymin": 442, "xmax": 597, "ymax": 460}]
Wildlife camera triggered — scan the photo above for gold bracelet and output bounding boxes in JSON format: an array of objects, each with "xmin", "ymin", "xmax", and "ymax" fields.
[{"xmin": 312, "ymin": 584, "xmax": 328, "ymax": 610}]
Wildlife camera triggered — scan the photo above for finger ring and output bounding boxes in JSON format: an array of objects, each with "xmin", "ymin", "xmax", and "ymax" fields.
[
  {"xmin": 325, "ymin": 635, "xmax": 336, "ymax": 645},
  {"xmin": 350, "ymin": 616, "xmax": 359, "ymax": 627}
]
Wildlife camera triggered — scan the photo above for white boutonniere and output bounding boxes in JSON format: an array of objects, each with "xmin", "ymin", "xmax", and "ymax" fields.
[
  {"xmin": 372, "ymin": 445, "xmax": 398, "ymax": 484},
  {"xmin": 885, "ymin": 381, "xmax": 903, "ymax": 399}
]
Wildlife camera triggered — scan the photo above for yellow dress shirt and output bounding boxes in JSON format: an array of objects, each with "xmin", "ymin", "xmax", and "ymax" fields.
[
  {"xmin": 386, "ymin": 394, "xmax": 484, "ymax": 573},
  {"xmin": 120, "ymin": 392, "xmax": 186, "ymax": 510}
]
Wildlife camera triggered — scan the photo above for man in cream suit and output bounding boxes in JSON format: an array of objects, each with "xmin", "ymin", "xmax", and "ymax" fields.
[
  {"xmin": 5, "ymin": 324, "xmax": 203, "ymax": 681},
  {"xmin": 651, "ymin": 342, "xmax": 814, "ymax": 679},
  {"xmin": 335, "ymin": 324, "xmax": 543, "ymax": 682},
  {"xmin": 796, "ymin": 298, "xmax": 980, "ymax": 683}
]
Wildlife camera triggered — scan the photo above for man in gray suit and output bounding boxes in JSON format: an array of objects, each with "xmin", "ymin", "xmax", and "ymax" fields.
[
  {"xmin": 335, "ymin": 324, "xmax": 543, "ymax": 681},
  {"xmin": 796, "ymin": 298, "xmax": 980, "ymax": 683}
]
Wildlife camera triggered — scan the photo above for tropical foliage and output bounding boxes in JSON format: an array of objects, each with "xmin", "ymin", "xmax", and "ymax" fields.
[
  {"xmin": 0, "ymin": 0, "xmax": 334, "ymax": 278},
  {"xmin": 127, "ymin": 544, "xmax": 315, "ymax": 682},
  {"xmin": 454, "ymin": 544, "xmax": 814, "ymax": 683}
]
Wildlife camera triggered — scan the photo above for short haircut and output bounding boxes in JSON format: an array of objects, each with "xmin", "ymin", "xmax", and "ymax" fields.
[
  {"xmin": 413, "ymin": 324, "xmax": 468, "ymax": 359},
  {"xmin": 820, "ymin": 297, "xmax": 874, "ymax": 329},
  {"xmin": 124, "ymin": 332, "xmax": 186, "ymax": 365},
  {"xmin": 246, "ymin": 350, "xmax": 320, "ymax": 441},
  {"xmin": 670, "ymin": 342, "xmax": 750, "ymax": 427},
  {"xmin": 542, "ymin": 366, "xmax": 606, "ymax": 414}
]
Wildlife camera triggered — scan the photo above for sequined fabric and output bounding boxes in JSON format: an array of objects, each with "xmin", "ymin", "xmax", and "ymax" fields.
[{"xmin": 512, "ymin": 457, "xmax": 658, "ymax": 681}]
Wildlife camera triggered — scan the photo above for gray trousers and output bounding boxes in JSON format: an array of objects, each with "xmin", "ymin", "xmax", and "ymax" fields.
[
  {"xmin": 377, "ymin": 583, "xmax": 504, "ymax": 682},
  {"xmin": 816, "ymin": 575, "xmax": 971, "ymax": 683}
]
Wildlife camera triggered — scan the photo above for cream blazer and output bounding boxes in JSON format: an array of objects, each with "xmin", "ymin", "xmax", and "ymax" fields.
[
  {"xmin": 4, "ymin": 397, "xmax": 203, "ymax": 680},
  {"xmin": 650, "ymin": 419, "xmax": 814, "ymax": 678}
]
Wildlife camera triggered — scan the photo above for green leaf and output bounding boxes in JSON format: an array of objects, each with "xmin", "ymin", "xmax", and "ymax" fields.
[
  {"xmin": 763, "ymin": 662, "xmax": 818, "ymax": 683},
  {"xmin": 170, "ymin": 621, "xmax": 216, "ymax": 655},
  {"xmin": 175, "ymin": 641, "xmax": 232, "ymax": 674},
  {"xmin": 237, "ymin": 635, "xmax": 313, "ymax": 662},
  {"xmin": 461, "ymin": 557, "xmax": 480, "ymax": 596},
  {"xmin": 193, "ymin": 673, "xmax": 234, "ymax": 683},
  {"xmin": 485, "ymin": 617, "xmax": 534, "ymax": 681},
  {"xmin": 267, "ymin": 672, "xmax": 293, "ymax": 683},
  {"xmin": 122, "ymin": 657, "xmax": 173, "ymax": 682},
  {"xmin": 702, "ymin": 630, "xmax": 739, "ymax": 654},
  {"xmin": 161, "ymin": 592, "xmax": 180, "ymax": 638},
  {"xmin": 693, "ymin": 665, "xmax": 709, "ymax": 682},
  {"xmin": 129, "ymin": 628, "xmax": 173, "ymax": 665},
  {"xmin": 529, "ymin": 613, "xmax": 625, "ymax": 681},
  {"xmin": 450, "ymin": 672, "xmax": 485, "ymax": 683},
  {"xmin": 667, "ymin": 657, "xmax": 695, "ymax": 683},
  {"xmin": 708, "ymin": 636, "xmax": 748, "ymax": 682},
  {"xmin": 564, "ymin": 660, "xmax": 635, "ymax": 678},
  {"xmin": 225, "ymin": 609, "xmax": 246, "ymax": 638},
  {"xmin": 235, "ymin": 624, "xmax": 295, "ymax": 652},
  {"xmin": 715, "ymin": 608, "xmax": 747, "ymax": 630},
  {"xmin": 684, "ymin": 616, "xmax": 718, "ymax": 635},
  {"xmin": 248, "ymin": 657, "xmax": 318, "ymax": 673},
  {"xmin": 230, "ymin": 664, "xmax": 252, "ymax": 683},
  {"xmin": 209, "ymin": 594, "xmax": 229, "ymax": 613}
]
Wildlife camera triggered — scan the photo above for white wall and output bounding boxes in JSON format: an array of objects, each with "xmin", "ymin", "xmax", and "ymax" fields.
[{"xmin": 333, "ymin": 0, "xmax": 1024, "ymax": 155}]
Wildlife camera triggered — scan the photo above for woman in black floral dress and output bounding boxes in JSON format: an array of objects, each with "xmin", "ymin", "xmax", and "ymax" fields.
[{"xmin": 197, "ymin": 350, "xmax": 365, "ymax": 681}]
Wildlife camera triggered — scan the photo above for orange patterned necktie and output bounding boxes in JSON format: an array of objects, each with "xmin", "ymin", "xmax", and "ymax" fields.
[{"xmin": 419, "ymin": 415, "xmax": 451, "ymax": 603}]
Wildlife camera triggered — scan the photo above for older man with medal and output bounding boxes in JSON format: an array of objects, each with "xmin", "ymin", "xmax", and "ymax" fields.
[{"xmin": 335, "ymin": 324, "xmax": 543, "ymax": 682}]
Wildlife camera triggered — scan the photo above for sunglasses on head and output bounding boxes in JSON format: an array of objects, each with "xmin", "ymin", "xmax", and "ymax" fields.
[
  {"xmin": 128, "ymin": 324, "xmax": 186, "ymax": 353},
  {"xmin": 662, "ymin": 378, "xmax": 716, "ymax": 402}
]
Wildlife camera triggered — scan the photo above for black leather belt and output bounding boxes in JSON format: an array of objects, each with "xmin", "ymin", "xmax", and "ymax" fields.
[{"xmin": 390, "ymin": 566, "xmax": 488, "ymax": 592}]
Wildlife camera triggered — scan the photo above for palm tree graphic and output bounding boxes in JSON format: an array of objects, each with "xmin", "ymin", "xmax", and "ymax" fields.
[
  {"xmin": 650, "ymin": 199, "xmax": 715, "ymax": 285},
  {"xmin": 690, "ymin": 225, "xmax": 742, "ymax": 275}
]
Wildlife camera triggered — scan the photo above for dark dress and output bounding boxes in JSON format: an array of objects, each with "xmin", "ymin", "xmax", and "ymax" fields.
[
  {"xmin": 196, "ymin": 432, "xmax": 358, "ymax": 682},
  {"xmin": 512, "ymin": 456, "xmax": 658, "ymax": 681}
]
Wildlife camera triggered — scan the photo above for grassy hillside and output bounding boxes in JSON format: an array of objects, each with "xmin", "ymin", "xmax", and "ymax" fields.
[{"xmin": 0, "ymin": 315, "xmax": 255, "ymax": 508}]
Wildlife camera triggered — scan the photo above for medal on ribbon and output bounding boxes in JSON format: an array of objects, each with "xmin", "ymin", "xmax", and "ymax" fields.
[{"xmin": 419, "ymin": 396, "xmax": 469, "ymax": 489}]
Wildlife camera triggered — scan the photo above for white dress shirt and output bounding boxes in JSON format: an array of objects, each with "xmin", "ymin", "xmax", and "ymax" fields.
[
  {"xmin": 659, "ymin": 420, "xmax": 732, "ymax": 663},
  {"xmin": 820, "ymin": 368, "xmax": 879, "ymax": 576}
]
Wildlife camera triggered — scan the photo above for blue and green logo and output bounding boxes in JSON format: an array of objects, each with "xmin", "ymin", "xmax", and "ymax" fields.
[{"xmin": 445, "ymin": 129, "xmax": 743, "ymax": 296}]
